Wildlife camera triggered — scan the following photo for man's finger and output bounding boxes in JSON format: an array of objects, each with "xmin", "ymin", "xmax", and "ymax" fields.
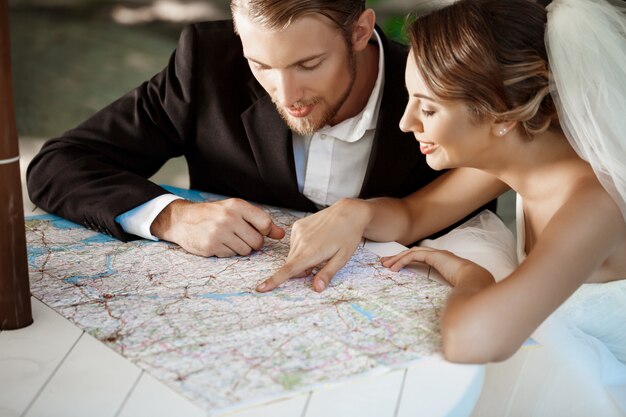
[
  {"xmin": 223, "ymin": 234, "xmax": 254, "ymax": 256},
  {"xmin": 267, "ymin": 223, "xmax": 285, "ymax": 240},
  {"xmin": 232, "ymin": 221, "xmax": 267, "ymax": 251},
  {"xmin": 214, "ymin": 244, "xmax": 238, "ymax": 258},
  {"xmin": 238, "ymin": 203, "xmax": 282, "ymax": 237}
]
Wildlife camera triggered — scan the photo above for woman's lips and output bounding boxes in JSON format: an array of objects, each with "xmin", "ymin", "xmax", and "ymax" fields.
[
  {"xmin": 419, "ymin": 141, "xmax": 438, "ymax": 155},
  {"xmin": 286, "ymin": 104, "xmax": 315, "ymax": 118}
]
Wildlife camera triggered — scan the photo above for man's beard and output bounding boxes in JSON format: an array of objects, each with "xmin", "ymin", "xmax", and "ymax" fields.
[{"xmin": 274, "ymin": 52, "xmax": 357, "ymax": 135}]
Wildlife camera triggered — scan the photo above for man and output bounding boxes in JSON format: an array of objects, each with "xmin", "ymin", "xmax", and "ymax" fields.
[{"xmin": 26, "ymin": 0, "xmax": 450, "ymax": 260}]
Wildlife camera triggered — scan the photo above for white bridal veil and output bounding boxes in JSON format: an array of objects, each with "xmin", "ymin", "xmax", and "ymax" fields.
[{"xmin": 546, "ymin": 0, "xmax": 626, "ymax": 222}]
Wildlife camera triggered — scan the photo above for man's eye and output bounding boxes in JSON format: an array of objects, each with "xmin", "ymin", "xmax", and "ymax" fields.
[
  {"xmin": 299, "ymin": 61, "xmax": 322, "ymax": 71},
  {"xmin": 250, "ymin": 61, "xmax": 270, "ymax": 71}
]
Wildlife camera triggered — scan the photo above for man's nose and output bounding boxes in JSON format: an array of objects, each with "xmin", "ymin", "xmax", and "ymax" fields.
[{"xmin": 274, "ymin": 71, "xmax": 301, "ymax": 107}]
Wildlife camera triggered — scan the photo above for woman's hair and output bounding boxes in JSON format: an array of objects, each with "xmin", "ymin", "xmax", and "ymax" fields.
[
  {"xmin": 409, "ymin": 0, "xmax": 558, "ymax": 137},
  {"xmin": 231, "ymin": 0, "xmax": 366, "ymax": 37}
]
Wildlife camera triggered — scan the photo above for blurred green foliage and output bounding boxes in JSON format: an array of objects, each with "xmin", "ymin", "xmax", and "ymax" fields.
[
  {"xmin": 380, "ymin": 15, "xmax": 409, "ymax": 44},
  {"xmin": 366, "ymin": 0, "xmax": 423, "ymax": 44}
]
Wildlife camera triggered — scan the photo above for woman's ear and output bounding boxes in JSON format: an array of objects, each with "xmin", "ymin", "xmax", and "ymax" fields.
[
  {"xmin": 351, "ymin": 9, "xmax": 376, "ymax": 52},
  {"xmin": 491, "ymin": 120, "xmax": 518, "ymax": 137}
]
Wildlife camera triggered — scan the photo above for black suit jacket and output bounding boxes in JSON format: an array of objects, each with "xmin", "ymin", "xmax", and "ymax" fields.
[{"xmin": 26, "ymin": 21, "xmax": 451, "ymax": 241}]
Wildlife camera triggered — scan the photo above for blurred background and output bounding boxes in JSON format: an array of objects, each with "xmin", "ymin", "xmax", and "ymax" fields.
[
  {"xmin": 8, "ymin": 0, "xmax": 438, "ymax": 138},
  {"xmin": 6, "ymin": 0, "xmax": 514, "ymax": 225}
]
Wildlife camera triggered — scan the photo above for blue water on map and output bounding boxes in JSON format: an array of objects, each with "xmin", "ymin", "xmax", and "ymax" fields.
[
  {"xmin": 350, "ymin": 303, "xmax": 374, "ymax": 321},
  {"xmin": 198, "ymin": 292, "xmax": 251, "ymax": 301},
  {"xmin": 27, "ymin": 187, "xmax": 233, "ymax": 286},
  {"xmin": 64, "ymin": 254, "xmax": 117, "ymax": 284},
  {"xmin": 27, "ymin": 213, "xmax": 117, "ymax": 246},
  {"xmin": 28, "ymin": 214, "xmax": 80, "ymax": 229},
  {"xmin": 82, "ymin": 234, "xmax": 117, "ymax": 244},
  {"xmin": 27, "ymin": 247, "xmax": 48, "ymax": 268}
]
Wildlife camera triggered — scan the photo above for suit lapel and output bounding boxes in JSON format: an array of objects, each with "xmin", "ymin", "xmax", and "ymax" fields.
[
  {"xmin": 360, "ymin": 29, "xmax": 418, "ymax": 199},
  {"xmin": 241, "ymin": 80, "xmax": 318, "ymax": 212}
]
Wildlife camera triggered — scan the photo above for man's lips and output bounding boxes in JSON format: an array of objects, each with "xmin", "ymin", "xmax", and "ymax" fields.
[
  {"xmin": 286, "ymin": 104, "xmax": 315, "ymax": 118},
  {"xmin": 419, "ymin": 141, "xmax": 439, "ymax": 155}
]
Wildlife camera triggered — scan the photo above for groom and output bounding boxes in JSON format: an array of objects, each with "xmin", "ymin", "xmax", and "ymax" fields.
[{"xmin": 27, "ymin": 0, "xmax": 490, "ymax": 259}]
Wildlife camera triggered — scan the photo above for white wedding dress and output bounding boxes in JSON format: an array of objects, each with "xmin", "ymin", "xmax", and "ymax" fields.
[
  {"xmin": 516, "ymin": 195, "xmax": 626, "ymax": 414},
  {"xmin": 421, "ymin": 205, "xmax": 626, "ymax": 416}
]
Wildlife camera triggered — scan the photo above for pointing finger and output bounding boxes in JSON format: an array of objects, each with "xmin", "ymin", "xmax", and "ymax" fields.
[
  {"xmin": 312, "ymin": 251, "xmax": 352, "ymax": 292},
  {"xmin": 256, "ymin": 262, "xmax": 301, "ymax": 292}
]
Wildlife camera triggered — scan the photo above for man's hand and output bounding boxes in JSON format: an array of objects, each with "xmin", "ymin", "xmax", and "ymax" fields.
[
  {"xmin": 256, "ymin": 199, "xmax": 370, "ymax": 293},
  {"xmin": 150, "ymin": 198, "xmax": 285, "ymax": 257}
]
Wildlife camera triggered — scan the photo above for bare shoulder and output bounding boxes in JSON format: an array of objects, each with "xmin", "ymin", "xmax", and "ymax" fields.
[
  {"xmin": 549, "ymin": 178, "xmax": 626, "ymax": 276},
  {"xmin": 572, "ymin": 179, "xmax": 626, "ymax": 277},
  {"xmin": 566, "ymin": 178, "xmax": 624, "ymax": 225}
]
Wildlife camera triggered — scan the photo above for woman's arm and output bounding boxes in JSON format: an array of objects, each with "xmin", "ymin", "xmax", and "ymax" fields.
[
  {"xmin": 365, "ymin": 168, "xmax": 508, "ymax": 244},
  {"xmin": 257, "ymin": 168, "xmax": 507, "ymax": 292},
  {"xmin": 383, "ymin": 185, "xmax": 625, "ymax": 363}
]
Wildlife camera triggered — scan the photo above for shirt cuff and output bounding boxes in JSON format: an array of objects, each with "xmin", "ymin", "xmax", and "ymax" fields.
[{"xmin": 115, "ymin": 194, "xmax": 183, "ymax": 241}]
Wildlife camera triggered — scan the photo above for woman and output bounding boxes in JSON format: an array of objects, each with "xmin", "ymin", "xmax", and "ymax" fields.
[{"xmin": 258, "ymin": 0, "xmax": 626, "ymax": 375}]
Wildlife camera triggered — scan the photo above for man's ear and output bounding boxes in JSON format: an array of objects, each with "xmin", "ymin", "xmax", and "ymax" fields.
[
  {"xmin": 351, "ymin": 9, "xmax": 376, "ymax": 52},
  {"xmin": 491, "ymin": 120, "xmax": 518, "ymax": 137}
]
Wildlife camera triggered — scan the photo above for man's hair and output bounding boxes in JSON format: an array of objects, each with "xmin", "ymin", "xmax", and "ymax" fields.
[
  {"xmin": 409, "ymin": 0, "xmax": 558, "ymax": 137},
  {"xmin": 231, "ymin": 0, "xmax": 366, "ymax": 33}
]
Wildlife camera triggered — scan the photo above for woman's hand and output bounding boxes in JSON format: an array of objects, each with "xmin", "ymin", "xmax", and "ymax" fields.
[
  {"xmin": 381, "ymin": 247, "xmax": 494, "ymax": 288},
  {"xmin": 257, "ymin": 198, "xmax": 372, "ymax": 292}
]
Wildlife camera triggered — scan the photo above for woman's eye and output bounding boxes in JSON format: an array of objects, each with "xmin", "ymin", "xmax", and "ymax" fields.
[{"xmin": 422, "ymin": 110, "xmax": 435, "ymax": 117}]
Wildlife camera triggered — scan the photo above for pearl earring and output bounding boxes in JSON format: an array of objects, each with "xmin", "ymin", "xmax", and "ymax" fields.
[{"xmin": 499, "ymin": 129, "xmax": 506, "ymax": 136}]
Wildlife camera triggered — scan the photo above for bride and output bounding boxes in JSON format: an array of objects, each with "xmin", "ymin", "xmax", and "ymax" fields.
[{"xmin": 256, "ymin": 0, "xmax": 626, "ymax": 396}]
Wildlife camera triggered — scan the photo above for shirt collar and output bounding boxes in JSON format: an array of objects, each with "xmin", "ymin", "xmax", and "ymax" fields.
[{"xmin": 317, "ymin": 29, "xmax": 385, "ymax": 143}]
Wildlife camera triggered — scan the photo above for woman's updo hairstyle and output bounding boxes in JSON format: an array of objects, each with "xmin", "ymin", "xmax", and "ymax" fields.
[{"xmin": 409, "ymin": 0, "xmax": 558, "ymax": 137}]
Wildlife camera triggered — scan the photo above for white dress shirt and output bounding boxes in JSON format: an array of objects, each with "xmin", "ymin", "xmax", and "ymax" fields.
[
  {"xmin": 294, "ymin": 30, "xmax": 384, "ymax": 208},
  {"xmin": 117, "ymin": 31, "xmax": 385, "ymax": 240}
]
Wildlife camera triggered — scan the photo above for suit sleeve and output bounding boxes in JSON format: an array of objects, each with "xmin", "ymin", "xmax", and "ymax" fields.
[{"xmin": 26, "ymin": 25, "xmax": 201, "ymax": 241}]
